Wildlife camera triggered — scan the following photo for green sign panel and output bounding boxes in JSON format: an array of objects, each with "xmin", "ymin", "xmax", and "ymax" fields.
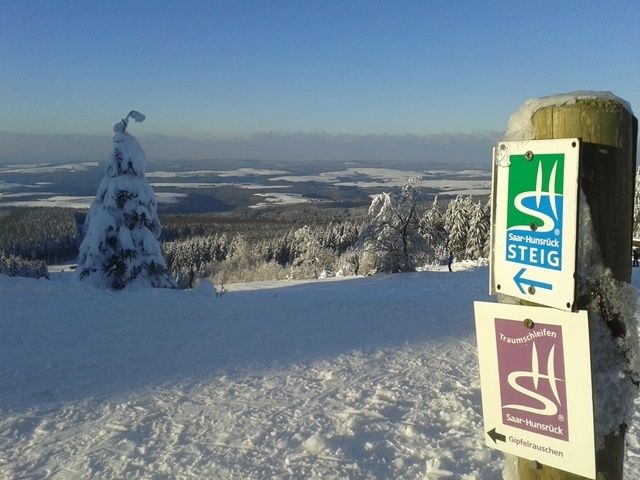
[
  {"xmin": 505, "ymin": 153, "xmax": 565, "ymax": 272},
  {"xmin": 507, "ymin": 154, "xmax": 565, "ymax": 229}
]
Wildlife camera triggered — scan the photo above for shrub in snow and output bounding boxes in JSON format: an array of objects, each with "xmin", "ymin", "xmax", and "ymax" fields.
[
  {"xmin": 75, "ymin": 112, "xmax": 176, "ymax": 290},
  {"xmin": 0, "ymin": 251, "xmax": 49, "ymax": 279}
]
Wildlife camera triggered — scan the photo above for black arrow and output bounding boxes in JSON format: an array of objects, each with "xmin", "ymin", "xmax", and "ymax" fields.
[{"xmin": 488, "ymin": 427, "xmax": 506, "ymax": 444}]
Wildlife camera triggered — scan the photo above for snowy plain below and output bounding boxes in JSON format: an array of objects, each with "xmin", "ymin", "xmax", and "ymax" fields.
[{"xmin": 2, "ymin": 263, "xmax": 640, "ymax": 479}]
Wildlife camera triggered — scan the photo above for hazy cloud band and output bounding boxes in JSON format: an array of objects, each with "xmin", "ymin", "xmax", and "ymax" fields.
[{"xmin": 0, "ymin": 130, "xmax": 501, "ymax": 166}]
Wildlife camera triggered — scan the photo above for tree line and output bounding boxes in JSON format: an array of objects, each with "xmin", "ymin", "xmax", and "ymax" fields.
[
  {"xmin": 0, "ymin": 182, "xmax": 490, "ymax": 286},
  {"xmin": 0, "ymin": 207, "xmax": 79, "ymax": 264},
  {"xmin": 9, "ymin": 166, "xmax": 640, "ymax": 287}
]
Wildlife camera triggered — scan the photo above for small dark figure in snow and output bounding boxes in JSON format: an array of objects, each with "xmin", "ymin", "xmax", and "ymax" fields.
[
  {"xmin": 633, "ymin": 248, "xmax": 639, "ymax": 267},
  {"xmin": 447, "ymin": 251, "xmax": 454, "ymax": 272}
]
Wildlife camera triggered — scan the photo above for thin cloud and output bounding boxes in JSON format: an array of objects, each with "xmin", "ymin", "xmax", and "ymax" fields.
[{"xmin": 0, "ymin": 130, "xmax": 502, "ymax": 166}]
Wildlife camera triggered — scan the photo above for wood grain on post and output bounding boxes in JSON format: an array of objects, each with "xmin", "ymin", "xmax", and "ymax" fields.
[{"xmin": 513, "ymin": 98, "xmax": 637, "ymax": 480}]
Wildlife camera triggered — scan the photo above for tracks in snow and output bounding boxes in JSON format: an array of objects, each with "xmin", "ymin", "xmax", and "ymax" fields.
[{"xmin": 0, "ymin": 340, "xmax": 503, "ymax": 479}]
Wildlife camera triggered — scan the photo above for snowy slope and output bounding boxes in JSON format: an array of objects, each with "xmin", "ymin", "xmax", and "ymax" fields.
[{"xmin": 1, "ymin": 266, "xmax": 639, "ymax": 479}]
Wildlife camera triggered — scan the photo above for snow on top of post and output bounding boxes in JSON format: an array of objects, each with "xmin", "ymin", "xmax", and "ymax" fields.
[{"xmin": 503, "ymin": 91, "xmax": 633, "ymax": 141}]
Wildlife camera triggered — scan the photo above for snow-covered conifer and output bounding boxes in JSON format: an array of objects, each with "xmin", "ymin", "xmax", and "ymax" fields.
[
  {"xmin": 291, "ymin": 225, "xmax": 335, "ymax": 278},
  {"xmin": 75, "ymin": 112, "xmax": 176, "ymax": 289},
  {"xmin": 465, "ymin": 200, "xmax": 490, "ymax": 259},
  {"xmin": 444, "ymin": 195, "xmax": 471, "ymax": 259},
  {"xmin": 419, "ymin": 195, "xmax": 447, "ymax": 259}
]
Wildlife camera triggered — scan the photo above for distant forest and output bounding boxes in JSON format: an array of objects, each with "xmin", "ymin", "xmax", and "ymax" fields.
[
  {"xmin": 162, "ymin": 184, "xmax": 491, "ymax": 288},
  {"xmin": 5, "ymin": 170, "xmax": 640, "ymax": 285},
  {"xmin": 0, "ymin": 187, "xmax": 490, "ymax": 286},
  {"xmin": 0, "ymin": 207, "xmax": 79, "ymax": 264}
]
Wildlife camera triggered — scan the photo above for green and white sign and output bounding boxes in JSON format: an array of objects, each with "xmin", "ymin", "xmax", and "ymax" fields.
[{"xmin": 490, "ymin": 139, "xmax": 580, "ymax": 311}]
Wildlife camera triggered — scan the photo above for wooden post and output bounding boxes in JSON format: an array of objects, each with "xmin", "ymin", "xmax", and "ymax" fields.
[{"xmin": 506, "ymin": 98, "xmax": 637, "ymax": 479}]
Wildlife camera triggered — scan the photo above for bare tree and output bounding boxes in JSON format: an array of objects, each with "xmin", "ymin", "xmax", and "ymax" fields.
[{"xmin": 358, "ymin": 178, "xmax": 431, "ymax": 273}]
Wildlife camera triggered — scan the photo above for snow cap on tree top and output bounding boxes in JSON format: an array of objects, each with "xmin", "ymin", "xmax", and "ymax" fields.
[
  {"xmin": 113, "ymin": 110, "xmax": 146, "ymax": 134},
  {"xmin": 108, "ymin": 110, "xmax": 147, "ymax": 176}
]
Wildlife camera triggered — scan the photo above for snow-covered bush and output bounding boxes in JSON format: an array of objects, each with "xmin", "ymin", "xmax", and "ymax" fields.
[
  {"xmin": 0, "ymin": 251, "xmax": 49, "ymax": 279},
  {"xmin": 75, "ymin": 112, "xmax": 176, "ymax": 290}
]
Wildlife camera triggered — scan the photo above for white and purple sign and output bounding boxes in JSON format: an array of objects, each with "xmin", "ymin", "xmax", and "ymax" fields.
[{"xmin": 474, "ymin": 302, "xmax": 595, "ymax": 479}]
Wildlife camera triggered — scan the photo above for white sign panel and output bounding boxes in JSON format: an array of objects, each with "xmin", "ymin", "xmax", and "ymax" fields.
[
  {"xmin": 474, "ymin": 301, "xmax": 595, "ymax": 479},
  {"xmin": 490, "ymin": 138, "xmax": 580, "ymax": 311}
]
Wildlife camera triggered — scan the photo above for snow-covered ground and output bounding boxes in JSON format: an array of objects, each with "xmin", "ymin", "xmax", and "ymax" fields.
[
  {"xmin": 0, "ymin": 193, "xmax": 188, "ymax": 208},
  {"xmin": 1, "ymin": 264, "xmax": 640, "ymax": 478}
]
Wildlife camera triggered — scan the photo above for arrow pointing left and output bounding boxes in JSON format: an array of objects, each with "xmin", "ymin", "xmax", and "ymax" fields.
[
  {"xmin": 513, "ymin": 267, "xmax": 553, "ymax": 294},
  {"xmin": 488, "ymin": 427, "xmax": 506, "ymax": 444}
]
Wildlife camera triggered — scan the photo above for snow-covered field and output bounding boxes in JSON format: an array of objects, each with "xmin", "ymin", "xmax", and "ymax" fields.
[
  {"xmin": 0, "ymin": 162, "xmax": 99, "ymax": 174},
  {"xmin": 270, "ymin": 168, "xmax": 491, "ymax": 195},
  {"xmin": 0, "ymin": 193, "xmax": 189, "ymax": 209},
  {"xmin": 2, "ymin": 265, "xmax": 640, "ymax": 479}
]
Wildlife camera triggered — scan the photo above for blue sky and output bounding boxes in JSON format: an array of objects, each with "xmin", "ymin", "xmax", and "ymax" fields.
[{"xmin": 1, "ymin": 1, "xmax": 640, "ymax": 161}]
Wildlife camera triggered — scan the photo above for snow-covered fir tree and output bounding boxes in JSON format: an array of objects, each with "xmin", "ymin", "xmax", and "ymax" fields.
[
  {"xmin": 419, "ymin": 195, "xmax": 447, "ymax": 259},
  {"xmin": 465, "ymin": 200, "xmax": 490, "ymax": 259},
  {"xmin": 75, "ymin": 112, "xmax": 176, "ymax": 289},
  {"xmin": 290, "ymin": 225, "xmax": 336, "ymax": 278},
  {"xmin": 444, "ymin": 195, "xmax": 472, "ymax": 259}
]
